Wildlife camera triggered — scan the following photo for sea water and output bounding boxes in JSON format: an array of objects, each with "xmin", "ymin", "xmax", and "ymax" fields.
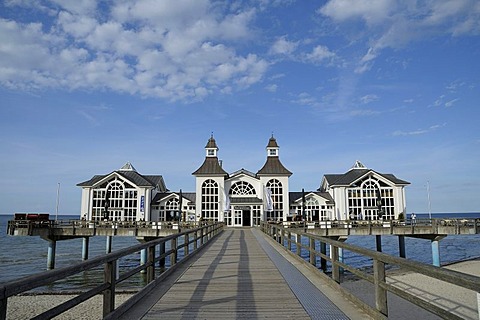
[{"xmin": 1, "ymin": 213, "xmax": 479, "ymax": 292}]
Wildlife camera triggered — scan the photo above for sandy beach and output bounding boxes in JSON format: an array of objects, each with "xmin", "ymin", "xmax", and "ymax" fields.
[
  {"xmin": 5, "ymin": 260, "xmax": 480, "ymax": 319},
  {"xmin": 341, "ymin": 259, "xmax": 480, "ymax": 320},
  {"xmin": 6, "ymin": 293, "xmax": 134, "ymax": 320}
]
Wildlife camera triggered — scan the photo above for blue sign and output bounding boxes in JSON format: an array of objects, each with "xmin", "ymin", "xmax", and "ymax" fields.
[{"xmin": 140, "ymin": 195, "xmax": 145, "ymax": 212}]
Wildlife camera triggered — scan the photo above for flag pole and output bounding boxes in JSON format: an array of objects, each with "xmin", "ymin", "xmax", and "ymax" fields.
[{"xmin": 55, "ymin": 182, "xmax": 60, "ymax": 221}]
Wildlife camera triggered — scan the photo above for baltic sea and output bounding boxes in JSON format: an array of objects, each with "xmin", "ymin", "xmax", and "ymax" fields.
[{"xmin": 1, "ymin": 212, "xmax": 479, "ymax": 293}]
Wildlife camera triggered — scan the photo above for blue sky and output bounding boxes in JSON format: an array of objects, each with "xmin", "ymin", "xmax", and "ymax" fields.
[{"xmin": 1, "ymin": 0, "xmax": 479, "ymax": 215}]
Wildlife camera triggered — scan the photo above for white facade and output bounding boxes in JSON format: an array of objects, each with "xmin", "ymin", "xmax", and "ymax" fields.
[{"xmin": 77, "ymin": 139, "xmax": 410, "ymax": 225}]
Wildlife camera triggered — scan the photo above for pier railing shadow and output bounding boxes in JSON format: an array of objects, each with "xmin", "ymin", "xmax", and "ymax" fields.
[
  {"xmin": 0, "ymin": 222, "xmax": 224, "ymax": 320},
  {"xmin": 261, "ymin": 221, "xmax": 480, "ymax": 320}
]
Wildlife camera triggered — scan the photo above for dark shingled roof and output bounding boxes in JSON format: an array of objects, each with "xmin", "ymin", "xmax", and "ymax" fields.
[
  {"xmin": 257, "ymin": 156, "xmax": 292, "ymax": 176},
  {"xmin": 267, "ymin": 136, "xmax": 279, "ymax": 148},
  {"xmin": 77, "ymin": 170, "xmax": 167, "ymax": 190},
  {"xmin": 323, "ymin": 169, "xmax": 410, "ymax": 187},
  {"xmin": 192, "ymin": 157, "xmax": 228, "ymax": 176},
  {"xmin": 289, "ymin": 191, "xmax": 334, "ymax": 205}
]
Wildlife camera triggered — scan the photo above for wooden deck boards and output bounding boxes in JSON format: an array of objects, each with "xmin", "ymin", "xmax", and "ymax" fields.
[{"xmin": 142, "ymin": 229, "xmax": 311, "ymax": 319}]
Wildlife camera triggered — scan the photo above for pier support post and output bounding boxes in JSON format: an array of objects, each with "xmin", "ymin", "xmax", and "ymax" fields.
[
  {"xmin": 296, "ymin": 233, "xmax": 302, "ymax": 257},
  {"xmin": 82, "ymin": 237, "xmax": 89, "ymax": 260},
  {"xmin": 376, "ymin": 235, "xmax": 382, "ymax": 252},
  {"xmin": 47, "ymin": 240, "xmax": 56, "ymax": 270},
  {"xmin": 309, "ymin": 238, "xmax": 316, "ymax": 266},
  {"xmin": 398, "ymin": 235, "xmax": 406, "ymax": 258},
  {"xmin": 432, "ymin": 239, "xmax": 441, "ymax": 267},
  {"xmin": 140, "ymin": 249, "xmax": 147, "ymax": 274},
  {"xmin": 106, "ymin": 236, "xmax": 112, "ymax": 254}
]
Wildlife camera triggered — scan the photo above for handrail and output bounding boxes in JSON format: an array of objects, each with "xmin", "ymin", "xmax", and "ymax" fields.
[
  {"xmin": 0, "ymin": 222, "xmax": 224, "ymax": 320},
  {"xmin": 260, "ymin": 222, "xmax": 480, "ymax": 319}
]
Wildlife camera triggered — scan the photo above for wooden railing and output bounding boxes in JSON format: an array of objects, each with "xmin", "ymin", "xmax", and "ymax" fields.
[
  {"xmin": 261, "ymin": 222, "xmax": 480, "ymax": 319},
  {"xmin": 0, "ymin": 222, "xmax": 224, "ymax": 320}
]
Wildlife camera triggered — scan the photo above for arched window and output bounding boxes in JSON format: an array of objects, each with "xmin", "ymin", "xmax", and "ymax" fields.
[
  {"xmin": 92, "ymin": 177, "xmax": 137, "ymax": 221},
  {"xmin": 229, "ymin": 181, "xmax": 256, "ymax": 195},
  {"xmin": 266, "ymin": 179, "xmax": 283, "ymax": 221},
  {"xmin": 202, "ymin": 179, "xmax": 219, "ymax": 221},
  {"xmin": 305, "ymin": 197, "xmax": 319, "ymax": 221},
  {"xmin": 347, "ymin": 176, "xmax": 395, "ymax": 220},
  {"xmin": 165, "ymin": 198, "xmax": 179, "ymax": 221}
]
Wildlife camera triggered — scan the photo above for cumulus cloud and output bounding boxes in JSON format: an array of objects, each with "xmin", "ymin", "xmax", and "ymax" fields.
[
  {"xmin": 269, "ymin": 36, "xmax": 299, "ymax": 55},
  {"xmin": 0, "ymin": 0, "xmax": 268, "ymax": 101}
]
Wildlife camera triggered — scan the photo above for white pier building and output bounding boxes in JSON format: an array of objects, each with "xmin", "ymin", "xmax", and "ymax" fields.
[{"xmin": 78, "ymin": 135, "xmax": 409, "ymax": 227}]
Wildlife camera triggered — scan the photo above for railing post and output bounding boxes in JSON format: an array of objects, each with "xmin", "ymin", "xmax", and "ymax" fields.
[
  {"xmin": 373, "ymin": 259, "xmax": 388, "ymax": 316},
  {"xmin": 200, "ymin": 227, "xmax": 204, "ymax": 246},
  {"xmin": 331, "ymin": 245, "xmax": 340, "ymax": 283},
  {"xmin": 1, "ymin": 290, "xmax": 6, "ymax": 320},
  {"xmin": 185, "ymin": 233, "xmax": 190, "ymax": 257},
  {"xmin": 147, "ymin": 245, "xmax": 155, "ymax": 283},
  {"xmin": 320, "ymin": 241, "xmax": 327, "ymax": 272},
  {"xmin": 103, "ymin": 260, "xmax": 116, "ymax": 317},
  {"xmin": 280, "ymin": 227, "xmax": 285, "ymax": 246},
  {"xmin": 309, "ymin": 237, "xmax": 316, "ymax": 266},
  {"xmin": 171, "ymin": 237, "xmax": 177, "ymax": 266},
  {"xmin": 159, "ymin": 241, "xmax": 166, "ymax": 269},
  {"xmin": 287, "ymin": 230, "xmax": 292, "ymax": 251},
  {"xmin": 193, "ymin": 230, "xmax": 198, "ymax": 251}
]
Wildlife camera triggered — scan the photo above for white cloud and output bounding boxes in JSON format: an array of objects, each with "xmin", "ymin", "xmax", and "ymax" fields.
[
  {"xmin": 269, "ymin": 36, "xmax": 298, "ymax": 55},
  {"xmin": 0, "ymin": 1, "xmax": 267, "ymax": 101},
  {"xmin": 318, "ymin": 0, "xmax": 395, "ymax": 25},
  {"xmin": 319, "ymin": 0, "xmax": 480, "ymax": 73},
  {"xmin": 303, "ymin": 45, "xmax": 336, "ymax": 63},
  {"xmin": 265, "ymin": 84, "xmax": 278, "ymax": 92},
  {"xmin": 359, "ymin": 94, "xmax": 378, "ymax": 104},
  {"xmin": 445, "ymin": 98, "xmax": 459, "ymax": 108},
  {"xmin": 392, "ymin": 124, "xmax": 446, "ymax": 136}
]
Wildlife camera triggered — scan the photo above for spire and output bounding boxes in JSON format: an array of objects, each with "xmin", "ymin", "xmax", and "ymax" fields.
[
  {"xmin": 266, "ymin": 135, "xmax": 279, "ymax": 157},
  {"xmin": 192, "ymin": 135, "xmax": 228, "ymax": 176},
  {"xmin": 205, "ymin": 134, "xmax": 218, "ymax": 157},
  {"xmin": 257, "ymin": 136, "xmax": 292, "ymax": 176}
]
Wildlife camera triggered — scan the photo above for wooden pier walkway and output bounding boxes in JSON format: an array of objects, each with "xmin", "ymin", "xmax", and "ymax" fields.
[{"xmin": 116, "ymin": 228, "xmax": 367, "ymax": 320}]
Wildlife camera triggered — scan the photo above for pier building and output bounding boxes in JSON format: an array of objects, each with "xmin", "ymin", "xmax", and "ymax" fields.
[{"xmin": 77, "ymin": 135, "xmax": 410, "ymax": 227}]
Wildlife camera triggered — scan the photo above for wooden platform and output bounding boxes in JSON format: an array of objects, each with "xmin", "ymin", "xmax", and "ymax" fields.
[{"xmin": 145, "ymin": 228, "xmax": 310, "ymax": 319}]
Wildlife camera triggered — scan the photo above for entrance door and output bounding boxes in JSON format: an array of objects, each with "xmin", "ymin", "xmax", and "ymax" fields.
[
  {"xmin": 242, "ymin": 209, "xmax": 251, "ymax": 227},
  {"xmin": 234, "ymin": 210, "xmax": 242, "ymax": 227}
]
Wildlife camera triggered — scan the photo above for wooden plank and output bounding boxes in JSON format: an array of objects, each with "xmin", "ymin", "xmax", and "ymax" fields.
[{"xmin": 141, "ymin": 229, "xmax": 311, "ymax": 319}]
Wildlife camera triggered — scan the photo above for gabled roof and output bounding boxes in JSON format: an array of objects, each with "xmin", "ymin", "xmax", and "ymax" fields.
[
  {"xmin": 229, "ymin": 168, "xmax": 257, "ymax": 179},
  {"xmin": 192, "ymin": 157, "xmax": 228, "ymax": 176},
  {"xmin": 289, "ymin": 191, "xmax": 334, "ymax": 205},
  {"xmin": 321, "ymin": 169, "xmax": 409, "ymax": 188},
  {"xmin": 151, "ymin": 192, "xmax": 196, "ymax": 204},
  {"xmin": 77, "ymin": 163, "xmax": 167, "ymax": 191},
  {"xmin": 257, "ymin": 157, "xmax": 292, "ymax": 176}
]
